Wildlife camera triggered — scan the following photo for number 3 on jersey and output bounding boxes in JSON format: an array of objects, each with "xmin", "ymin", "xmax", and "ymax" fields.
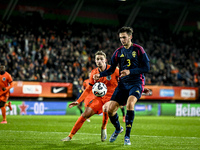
[{"xmin": 127, "ymin": 59, "xmax": 131, "ymax": 67}]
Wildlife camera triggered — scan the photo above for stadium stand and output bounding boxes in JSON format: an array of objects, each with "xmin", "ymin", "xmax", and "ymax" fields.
[{"xmin": 0, "ymin": 19, "xmax": 199, "ymax": 87}]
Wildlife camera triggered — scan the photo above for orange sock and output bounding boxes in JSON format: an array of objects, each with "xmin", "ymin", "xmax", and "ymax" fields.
[
  {"xmin": 69, "ymin": 115, "xmax": 86, "ymax": 139},
  {"xmin": 102, "ymin": 112, "xmax": 108, "ymax": 129},
  {"xmin": 1, "ymin": 107, "xmax": 6, "ymax": 121}
]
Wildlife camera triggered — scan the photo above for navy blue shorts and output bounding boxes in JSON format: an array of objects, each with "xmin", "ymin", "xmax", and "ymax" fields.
[{"xmin": 110, "ymin": 83, "xmax": 143, "ymax": 106}]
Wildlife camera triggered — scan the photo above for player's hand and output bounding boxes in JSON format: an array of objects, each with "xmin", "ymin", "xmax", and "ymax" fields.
[
  {"xmin": 120, "ymin": 70, "xmax": 130, "ymax": 77},
  {"xmin": 93, "ymin": 74, "xmax": 100, "ymax": 82},
  {"xmin": 143, "ymin": 88, "xmax": 150, "ymax": 95},
  {"xmin": 2, "ymin": 87, "xmax": 6, "ymax": 91},
  {"xmin": 68, "ymin": 101, "xmax": 79, "ymax": 108}
]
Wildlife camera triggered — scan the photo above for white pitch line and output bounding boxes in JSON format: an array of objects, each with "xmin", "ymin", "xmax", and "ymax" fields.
[{"xmin": 1, "ymin": 130, "xmax": 200, "ymax": 140}]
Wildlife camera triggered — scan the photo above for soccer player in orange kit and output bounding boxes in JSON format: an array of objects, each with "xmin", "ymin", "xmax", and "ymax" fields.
[
  {"xmin": 61, "ymin": 51, "xmax": 120, "ymax": 142},
  {"xmin": 0, "ymin": 60, "xmax": 13, "ymax": 124}
]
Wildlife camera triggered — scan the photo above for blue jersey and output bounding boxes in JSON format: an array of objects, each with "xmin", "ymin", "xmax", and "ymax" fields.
[{"xmin": 100, "ymin": 43, "xmax": 150, "ymax": 85}]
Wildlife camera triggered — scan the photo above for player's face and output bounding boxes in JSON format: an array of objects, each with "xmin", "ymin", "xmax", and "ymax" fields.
[
  {"xmin": 95, "ymin": 55, "xmax": 106, "ymax": 68},
  {"xmin": 119, "ymin": 32, "xmax": 132, "ymax": 46}
]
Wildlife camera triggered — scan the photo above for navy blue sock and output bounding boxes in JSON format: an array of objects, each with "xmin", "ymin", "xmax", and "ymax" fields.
[
  {"xmin": 109, "ymin": 113, "xmax": 121, "ymax": 131},
  {"xmin": 125, "ymin": 110, "xmax": 135, "ymax": 138}
]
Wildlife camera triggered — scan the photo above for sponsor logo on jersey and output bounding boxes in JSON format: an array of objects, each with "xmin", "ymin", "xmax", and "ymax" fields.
[
  {"xmin": 120, "ymin": 54, "xmax": 124, "ymax": 57},
  {"xmin": 132, "ymin": 51, "xmax": 136, "ymax": 57},
  {"xmin": 106, "ymin": 75, "xmax": 112, "ymax": 81}
]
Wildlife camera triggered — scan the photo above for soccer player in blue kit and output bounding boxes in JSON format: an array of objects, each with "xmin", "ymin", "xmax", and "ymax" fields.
[{"xmin": 93, "ymin": 27, "xmax": 150, "ymax": 145}]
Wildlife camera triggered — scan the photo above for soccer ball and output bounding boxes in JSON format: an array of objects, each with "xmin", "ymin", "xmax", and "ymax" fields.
[{"xmin": 92, "ymin": 82, "xmax": 107, "ymax": 97}]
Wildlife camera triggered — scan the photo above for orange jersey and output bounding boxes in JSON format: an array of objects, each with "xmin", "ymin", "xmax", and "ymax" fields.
[
  {"xmin": 0, "ymin": 71, "xmax": 13, "ymax": 98},
  {"xmin": 82, "ymin": 79, "xmax": 90, "ymax": 89},
  {"xmin": 76, "ymin": 65, "xmax": 119, "ymax": 105},
  {"xmin": 90, "ymin": 65, "xmax": 119, "ymax": 97},
  {"xmin": 89, "ymin": 65, "xmax": 119, "ymax": 103}
]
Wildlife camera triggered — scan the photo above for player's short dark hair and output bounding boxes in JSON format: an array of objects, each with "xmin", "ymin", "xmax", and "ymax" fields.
[
  {"xmin": 118, "ymin": 27, "xmax": 133, "ymax": 36},
  {"xmin": 95, "ymin": 51, "xmax": 106, "ymax": 58}
]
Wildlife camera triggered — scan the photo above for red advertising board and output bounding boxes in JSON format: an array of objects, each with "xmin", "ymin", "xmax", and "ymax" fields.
[
  {"xmin": 10, "ymin": 82, "xmax": 198, "ymax": 100},
  {"xmin": 10, "ymin": 81, "xmax": 73, "ymax": 98},
  {"xmin": 141, "ymin": 85, "xmax": 199, "ymax": 100}
]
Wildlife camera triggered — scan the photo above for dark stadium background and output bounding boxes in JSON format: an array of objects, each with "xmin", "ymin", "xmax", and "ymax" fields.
[{"xmin": 0, "ymin": 0, "xmax": 200, "ymax": 116}]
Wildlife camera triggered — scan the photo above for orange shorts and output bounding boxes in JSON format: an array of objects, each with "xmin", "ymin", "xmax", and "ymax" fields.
[
  {"xmin": 86, "ymin": 96, "xmax": 111, "ymax": 114},
  {"xmin": 84, "ymin": 94, "xmax": 95, "ymax": 107},
  {"xmin": 0, "ymin": 96, "xmax": 8, "ymax": 102},
  {"xmin": 87, "ymin": 98, "xmax": 104, "ymax": 114},
  {"xmin": 84, "ymin": 97, "xmax": 91, "ymax": 107}
]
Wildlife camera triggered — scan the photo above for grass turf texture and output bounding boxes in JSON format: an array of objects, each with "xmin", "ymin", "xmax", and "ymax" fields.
[{"xmin": 0, "ymin": 115, "xmax": 199, "ymax": 150}]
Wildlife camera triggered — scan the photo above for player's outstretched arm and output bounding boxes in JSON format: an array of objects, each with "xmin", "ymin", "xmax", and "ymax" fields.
[
  {"xmin": 69, "ymin": 101, "xmax": 79, "ymax": 108},
  {"xmin": 76, "ymin": 85, "xmax": 92, "ymax": 104}
]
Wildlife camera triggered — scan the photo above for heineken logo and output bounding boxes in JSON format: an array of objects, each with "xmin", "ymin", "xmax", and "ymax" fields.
[{"xmin": 176, "ymin": 104, "xmax": 200, "ymax": 116}]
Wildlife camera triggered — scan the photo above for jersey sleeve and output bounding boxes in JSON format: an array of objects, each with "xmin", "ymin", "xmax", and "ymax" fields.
[
  {"xmin": 129, "ymin": 48, "xmax": 150, "ymax": 75},
  {"xmin": 89, "ymin": 70, "xmax": 95, "ymax": 86},
  {"xmin": 76, "ymin": 85, "xmax": 92, "ymax": 103},
  {"xmin": 100, "ymin": 50, "xmax": 119, "ymax": 77},
  {"xmin": 7, "ymin": 73, "xmax": 13, "ymax": 83},
  {"xmin": 2, "ymin": 73, "xmax": 14, "ymax": 94},
  {"xmin": 82, "ymin": 80, "xmax": 87, "ymax": 89}
]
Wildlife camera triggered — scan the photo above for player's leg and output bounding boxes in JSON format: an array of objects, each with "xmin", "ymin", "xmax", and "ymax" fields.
[
  {"xmin": 108, "ymin": 101, "xmax": 120, "ymax": 130},
  {"xmin": 108, "ymin": 87, "xmax": 121, "ymax": 131},
  {"xmin": 102, "ymin": 101, "xmax": 110, "ymax": 129},
  {"xmin": 84, "ymin": 99, "xmax": 91, "ymax": 122},
  {"xmin": 124, "ymin": 95, "xmax": 137, "ymax": 145},
  {"xmin": 85, "ymin": 108, "xmax": 91, "ymax": 122},
  {"xmin": 0, "ymin": 96, "xmax": 9, "ymax": 124},
  {"xmin": 108, "ymin": 101, "xmax": 124, "ymax": 142},
  {"xmin": 8, "ymin": 101, "xmax": 12, "ymax": 110},
  {"xmin": 108, "ymin": 87, "xmax": 126, "ymax": 142},
  {"xmin": 101, "ymin": 101, "xmax": 110, "ymax": 142},
  {"xmin": 61, "ymin": 99, "xmax": 102, "ymax": 141},
  {"xmin": 4, "ymin": 101, "xmax": 12, "ymax": 110},
  {"xmin": 124, "ymin": 85, "xmax": 142, "ymax": 145},
  {"xmin": 61, "ymin": 106, "xmax": 95, "ymax": 141},
  {"xmin": 0, "ymin": 99, "xmax": 7, "ymax": 124},
  {"xmin": 120, "ymin": 106, "xmax": 125, "ymax": 122}
]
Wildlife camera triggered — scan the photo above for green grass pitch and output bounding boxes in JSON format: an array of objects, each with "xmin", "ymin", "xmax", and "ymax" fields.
[{"xmin": 0, "ymin": 115, "xmax": 199, "ymax": 150}]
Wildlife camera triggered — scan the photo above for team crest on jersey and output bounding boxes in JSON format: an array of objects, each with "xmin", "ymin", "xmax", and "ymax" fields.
[
  {"xmin": 106, "ymin": 75, "xmax": 112, "ymax": 81},
  {"xmin": 2, "ymin": 77, "xmax": 6, "ymax": 81},
  {"xmin": 132, "ymin": 51, "xmax": 136, "ymax": 58}
]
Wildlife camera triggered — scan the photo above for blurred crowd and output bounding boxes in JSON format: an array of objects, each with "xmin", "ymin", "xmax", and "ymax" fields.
[{"xmin": 0, "ymin": 20, "xmax": 200, "ymax": 87}]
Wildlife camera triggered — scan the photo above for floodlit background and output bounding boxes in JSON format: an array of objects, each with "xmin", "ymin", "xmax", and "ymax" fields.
[{"xmin": 0, "ymin": 0, "xmax": 200, "ymax": 149}]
